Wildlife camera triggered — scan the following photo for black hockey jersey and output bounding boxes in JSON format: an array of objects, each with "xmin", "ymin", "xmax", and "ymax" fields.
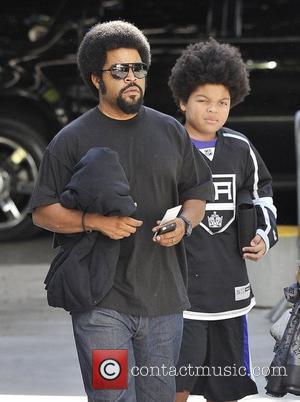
[{"xmin": 184, "ymin": 127, "xmax": 278, "ymax": 320}]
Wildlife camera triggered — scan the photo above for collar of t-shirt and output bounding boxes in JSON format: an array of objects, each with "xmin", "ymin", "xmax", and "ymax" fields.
[{"xmin": 191, "ymin": 138, "xmax": 217, "ymax": 161}]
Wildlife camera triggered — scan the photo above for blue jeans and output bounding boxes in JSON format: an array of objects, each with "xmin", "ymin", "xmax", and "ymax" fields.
[{"xmin": 71, "ymin": 308, "xmax": 183, "ymax": 402}]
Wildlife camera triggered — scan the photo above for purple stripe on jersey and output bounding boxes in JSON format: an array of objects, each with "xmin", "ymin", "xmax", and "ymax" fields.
[
  {"xmin": 243, "ymin": 315, "xmax": 251, "ymax": 376},
  {"xmin": 191, "ymin": 138, "xmax": 217, "ymax": 149}
]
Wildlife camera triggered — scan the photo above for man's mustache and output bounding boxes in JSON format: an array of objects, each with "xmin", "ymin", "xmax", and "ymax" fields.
[{"xmin": 120, "ymin": 83, "xmax": 143, "ymax": 95}]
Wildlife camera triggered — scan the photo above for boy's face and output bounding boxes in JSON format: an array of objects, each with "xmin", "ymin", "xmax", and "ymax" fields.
[{"xmin": 180, "ymin": 84, "xmax": 230, "ymax": 139}]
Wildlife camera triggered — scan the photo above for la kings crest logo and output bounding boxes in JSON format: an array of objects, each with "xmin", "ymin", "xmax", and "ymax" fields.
[
  {"xmin": 201, "ymin": 174, "xmax": 236, "ymax": 235},
  {"xmin": 207, "ymin": 211, "xmax": 223, "ymax": 228}
]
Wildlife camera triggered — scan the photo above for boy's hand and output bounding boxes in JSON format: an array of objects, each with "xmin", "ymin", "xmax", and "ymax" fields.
[
  {"xmin": 152, "ymin": 218, "xmax": 185, "ymax": 247},
  {"xmin": 242, "ymin": 234, "xmax": 266, "ymax": 261}
]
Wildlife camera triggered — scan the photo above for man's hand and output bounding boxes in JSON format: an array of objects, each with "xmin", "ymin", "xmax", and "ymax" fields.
[
  {"xmin": 242, "ymin": 234, "xmax": 266, "ymax": 261},
  {"xmin": 86, "ymin": 214, "xmax": 143, "ymax": 240},
  {"xmin": 152, "ymin": 217, "xmax": 185, "ymax": 247},
  {"xmin": 32, "ymin": 204, "xmax": 143, "ymax": 238}
]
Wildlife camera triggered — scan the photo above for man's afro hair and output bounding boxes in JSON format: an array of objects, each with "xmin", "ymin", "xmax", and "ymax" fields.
[
  {"xmin": 168, "ymin": 38, "xmax": 250, "ymax": 108},
  {"xmin": 77, "ymin": 20, "xmax": 151, "ymax": 98}
]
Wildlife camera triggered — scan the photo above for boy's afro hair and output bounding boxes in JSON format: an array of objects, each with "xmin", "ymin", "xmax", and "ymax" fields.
[
  {"xmin": 77, "ymin": 20, "xmax": 151, "ymax": 98},
  {"xmin": 168, "ymin": 38, "xmax": 250, "ymax": 108}
]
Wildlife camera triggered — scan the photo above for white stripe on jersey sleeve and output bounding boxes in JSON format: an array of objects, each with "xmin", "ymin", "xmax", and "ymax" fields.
[
  {"xmin": 223, "ymin": 132, "xmax": 259, "ymax": 199},
  {"xmin": 257, "ymin": 228, "xmax": 270, "ymax": 252},
  {"xmin": 255, "ymin": 197, "xmax": 278, "ymax": 253},
  {"xmin": 253, "ymin": 196, "xmax": 277, "ymax": 218},
  {"xmin": 223, "ymin": 132, "xmax": 277, "ymax": 253}
]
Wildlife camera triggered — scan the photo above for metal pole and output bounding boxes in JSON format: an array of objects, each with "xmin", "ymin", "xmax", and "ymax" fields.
[{"xmin": 295, "ymin": 110, "xmax": 300, "ymax": 257}]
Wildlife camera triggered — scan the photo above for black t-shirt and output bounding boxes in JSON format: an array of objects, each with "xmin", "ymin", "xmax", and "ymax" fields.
[{"xmin": 30, "ymin": 106, "xmax": 213, "ymax": 316}]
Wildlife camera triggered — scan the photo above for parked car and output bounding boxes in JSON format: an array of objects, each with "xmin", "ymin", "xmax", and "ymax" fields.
[{"xmin": 0, "ymin": 0, "xmax": 299, "ymax": 240}]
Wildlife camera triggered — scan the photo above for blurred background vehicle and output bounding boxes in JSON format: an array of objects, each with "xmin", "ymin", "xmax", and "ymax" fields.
[{"xmin": 0, "ymin": 0, "xmax": 299, "ymax": 240}]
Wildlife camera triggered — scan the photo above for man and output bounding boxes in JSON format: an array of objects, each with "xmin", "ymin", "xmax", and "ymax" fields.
[
  {"xmin": 30, "ymin": 21, "xmax": 213, "ymax": 401},
  {"xmin": 168, "ymin": 38, "xmax": 278, "ymax": 402}
]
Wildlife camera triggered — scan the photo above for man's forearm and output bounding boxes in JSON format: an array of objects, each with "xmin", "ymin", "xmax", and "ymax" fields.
[
  {"xmin": 32, "ymin": 203, "xmax": 85, "ymax": 233},
  {"xmin": 32, "ymin": 203, "xmax": 143, "ymax": 239},
  {"xmin": 180, "ymin": 199, "xmax": 206, "ymax": 227}
]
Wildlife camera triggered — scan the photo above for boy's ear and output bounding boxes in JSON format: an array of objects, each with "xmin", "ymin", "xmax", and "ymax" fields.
[{"xmin": 179, "ymin": 100, "xmax": 186, "ymax": 113}]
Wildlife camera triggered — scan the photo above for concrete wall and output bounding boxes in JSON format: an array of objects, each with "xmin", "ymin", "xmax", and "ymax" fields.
[{"xmin": 247, "ymin": 226, "xmax": 299, "ymax": 307}]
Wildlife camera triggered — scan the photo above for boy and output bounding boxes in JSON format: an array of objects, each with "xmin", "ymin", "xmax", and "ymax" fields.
[{"xmin": 168, "ymin": 38, "xmax": 278, "ymax": 402}]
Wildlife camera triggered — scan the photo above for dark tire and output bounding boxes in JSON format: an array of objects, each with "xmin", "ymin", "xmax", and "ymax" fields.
[{"xmin": 0, "ymin": 117, "xmax": 47, "ymax": 241}]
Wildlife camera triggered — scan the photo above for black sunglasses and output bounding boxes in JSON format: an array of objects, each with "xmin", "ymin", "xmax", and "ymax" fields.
[{"xmin": 100, "ymin": 63, "xmax": 148, "ymax": 80}]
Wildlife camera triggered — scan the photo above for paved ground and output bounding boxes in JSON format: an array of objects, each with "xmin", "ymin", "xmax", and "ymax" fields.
[{"xmin": 0, "ymin": 233, "xmax": 298, "ymax": 401}]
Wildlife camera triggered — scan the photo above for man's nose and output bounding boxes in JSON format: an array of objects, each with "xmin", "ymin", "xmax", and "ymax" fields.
[{"xmin": 125, "ymin": 67, "xmax": 137, "ymax": 82}]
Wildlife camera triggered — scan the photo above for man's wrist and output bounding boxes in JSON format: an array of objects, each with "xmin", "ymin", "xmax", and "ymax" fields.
[
  {"xmin": 178, "ymin": 214, "xmax": 193, "ymax": 237},
  {"xmin": 82, "ymin": 212, "xmax": 93, "ymax": 233},
  {"xmin": 84, "ymin": 213, "xmax": 107, "ymax": 233}
]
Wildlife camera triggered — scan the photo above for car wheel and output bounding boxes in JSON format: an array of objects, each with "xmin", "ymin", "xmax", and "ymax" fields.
[{"xmin": 0, "ymin": 117, "xmax": 47, "ymax": 240}]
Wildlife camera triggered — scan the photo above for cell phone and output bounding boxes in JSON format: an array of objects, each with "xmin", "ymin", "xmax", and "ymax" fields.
[{"xmin": 153, "ymin": 222, "xmax": 177, "ymax": 239}]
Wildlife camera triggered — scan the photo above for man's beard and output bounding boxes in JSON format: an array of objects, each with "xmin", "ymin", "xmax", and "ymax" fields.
[{"xmin": 117, "ymin": 84, "xmax": 144, "ymax": 114}]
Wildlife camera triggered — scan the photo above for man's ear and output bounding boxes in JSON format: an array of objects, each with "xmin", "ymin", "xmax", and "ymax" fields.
[
  {"xmin": 179, "ymin": 100, "xmax": 186, "ymax": 113},
  {"xmin": 91, "ymin": 74, "xmax": 100, "ymax": 89}
]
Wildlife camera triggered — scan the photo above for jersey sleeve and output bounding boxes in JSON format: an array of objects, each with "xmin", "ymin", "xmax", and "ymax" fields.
[
  {"xmin": 178, "ymin": 131, "xmax": 214, "ymax": 203},
  {"xmin": 243, "ymin": 141, "xmax": 278, "ymax": 252}
]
